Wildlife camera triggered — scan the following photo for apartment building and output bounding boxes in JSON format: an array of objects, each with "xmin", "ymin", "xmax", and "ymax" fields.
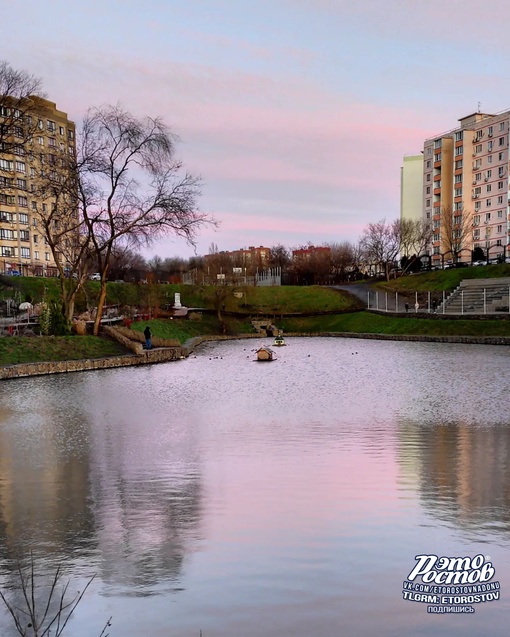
[
  {"xmin": 0, "ymin": 97, "xmax": 76, "ymax": 276},
  {"xmin": 423, "ymin": 110, "xmax": 510, "ymax": 266}
]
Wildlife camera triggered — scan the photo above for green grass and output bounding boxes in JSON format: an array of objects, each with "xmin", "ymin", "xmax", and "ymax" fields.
[
  {"xmin": 278, "ymin": 312, "xmax": 510, "ymax": 337},
  {"xmin": 0, "ymin": 335, "xmax": 129, "ymax": 365},
  {"xmin": 129, "ymin": 315, "xmax": 255, "ymax": 343},
  {"xmin": 377, "ymin": 263, "xmax": 510, "ymax": 293}
]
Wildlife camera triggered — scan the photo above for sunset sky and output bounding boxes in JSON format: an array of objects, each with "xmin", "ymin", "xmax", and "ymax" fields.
[{"xmin": 5, "ymin": 0, "xmax": 510, "ymax": 258}]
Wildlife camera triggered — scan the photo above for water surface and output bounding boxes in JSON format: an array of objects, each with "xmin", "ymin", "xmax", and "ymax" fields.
[{"xmin": 0, "ymin": 337, "xmax": 509, "ymax": 636}]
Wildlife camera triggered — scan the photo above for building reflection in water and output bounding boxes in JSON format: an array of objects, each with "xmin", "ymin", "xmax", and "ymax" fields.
[
  {"xmin": 0, "ymin": 373, "xmax": 204, "ymax": 598},
  {"xmin": 397, "ymin": 417, "xmax": 510, "ymax": 535}
]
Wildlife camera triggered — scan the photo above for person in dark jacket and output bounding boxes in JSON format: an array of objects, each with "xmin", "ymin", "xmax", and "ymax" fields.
[{"xmin": 143, "ymin": 325, "xmax": 152, "ymax": 350}]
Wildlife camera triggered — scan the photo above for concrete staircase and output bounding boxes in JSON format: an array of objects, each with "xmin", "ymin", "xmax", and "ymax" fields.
[{"xmin": 440, "ymin": 277, "xmax": 510, "ymax": 314}]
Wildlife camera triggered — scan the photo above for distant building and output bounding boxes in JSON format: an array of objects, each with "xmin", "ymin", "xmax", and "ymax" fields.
[
  {"xmin": 0, "ymin": 97, "xmax": 76, "ymax": 276},
  {"xmin": 204, "ymin": 245, "xmax": 270, "ymax": 267},
  {"xmin": 292, "ymin": 245, "xmax": 330, "ymax": 260}
]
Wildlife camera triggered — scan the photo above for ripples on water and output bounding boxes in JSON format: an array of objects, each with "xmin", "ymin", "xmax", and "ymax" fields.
[{"xmin": 0, "ymin": 337, "xmax": 509, "ymax": 636}]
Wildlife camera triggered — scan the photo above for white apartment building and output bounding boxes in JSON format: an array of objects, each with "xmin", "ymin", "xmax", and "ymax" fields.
[{"xmin": 400, "ymin": 154, "xmax": 423, "ymax": 223}]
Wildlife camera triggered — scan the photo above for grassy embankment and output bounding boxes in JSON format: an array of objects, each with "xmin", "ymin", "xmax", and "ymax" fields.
[{"xmin": 2, "ymin": 268, "xmax": 510, "ymax": 366}]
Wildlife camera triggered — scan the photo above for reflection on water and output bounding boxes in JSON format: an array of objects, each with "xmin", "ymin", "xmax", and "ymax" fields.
[{"xmin": 0, "ymin": 337, "xmax": 509, "ymax": 636}]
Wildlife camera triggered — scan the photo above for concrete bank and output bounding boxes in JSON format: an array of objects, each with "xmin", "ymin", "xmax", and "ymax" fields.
[{"xmin": 2, "ymin": 331, "xmax": 509, "ymax": 381}]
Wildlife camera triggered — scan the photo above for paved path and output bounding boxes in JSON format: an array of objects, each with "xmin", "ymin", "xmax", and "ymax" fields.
[{"xmin": 331, "ymin": 283, "xmax": 426, "ymax": 313}]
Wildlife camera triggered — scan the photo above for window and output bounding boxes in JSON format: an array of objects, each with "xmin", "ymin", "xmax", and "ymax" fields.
[
  {"xmin": 59, "ymin": 126, "xmax": 64, "ymax": 135},
  {"xmin": 434, "ymin": 152, "xmax": 441, "ymax": 162},
  {"xmin": 455, "ymin": 131, "xmax": 463, "ymax": 141},
  {"xmin": 486, "ymin": 213, "xmax": 491, "ymax": 221},
  {"xmin": 500, "ymin": 122, "xmax": 505, "ymax": 131},
  {"xmin": 426, "ymin": 160, "xmax": 431, "ymax": 168},
  {"xmin": 32, "ymin": 218, "xmax": 37, "ymax": 227},
  {"xmin": 17, "ymin": 196, "xmax": 27, "ymax": 207},
  {"xmin": 426, "ymin": 186, "xmax": 431, "ymax": 194},
  {"xmin": 0, "ymin": 159, "xmax": 13, "ymax": 171},
  {"xmin": 20, "ymin": 247, "xmax": 30, "ymax": 259},
  {"xmin": 475, "ymin": 201, "xmax": 481, "ymax": 211},
  {"xmin": 454, "ymin": 174, "xmax": 462, "ymax": 183},
  {"xmin": 499, "ymin": 167, "xmax": 505, "ymax": 177},
  {"xmin": 473, "ymin": 229, "xmax": 480, "ymax": 239},
  {"xmin": 30, "ymin": 167, "xmax": 36, "ymax": 177},
  {"xmin": 487, "ymin": 184, "xmax": 492, "ymax": 192},
  {"xmin": 475, "ymin": 144, "xmax": 483, "ymax": 153},
  {"xmin": 455, "ymin": 187, "xmax": 462, "ymax": 196},
  {"xmin": 15, "ymin": 161, "xmax": 25, "ymax": 173},
  {"xmin": 499, "ymin": 152, "xmax": 504, "ymax": 160},
  {"xmin": 473, "ymin": 215, "xmax": 480, "ymax": 225},
  {"xmin": 33, "ymin": 234, "xmax": 38, "ymax": 244},
  {"xmin": 48, "ymin": 137, "xmax": 56, "ymax": 147},
  {"xmin": 19, "ymin": 230, "xmax": 29, "ymax": 241},
  {"xmin": 0, "ymin": 229, "xmax": 14, "ymax": 240},
  {"xmin": 497, "ymin": 225, "xmax": 503, "ymax": 233},
  {"xmin": 499, "ymin": 137, "xmax": 505, "ymax": 146},
  {"xmin": 498, "ymin": 196, "xmax": 503, "ymax": 204},
  {"xmin": 426, "ymin": 174, "xmax": 431, "ymax": 182},
  {"xmin": 1, "ymin": 246, "xmax": 14, "ymax": 257},
  {"xmin": 434, "ymin": 139, "xmax": 442, "ymax": 149},
  {"xmin": 455, "ymin": 202, "xmax": 463, "ymax": 211},
  {"xmin": 427, "ymin": 148, "xmax": 432, "ymax": 155},
  {"xmin": 498, "ymin": 181, "xmax": 504, "ymax": 189},
  {"xmin": 38, "ymin": 119, "xmax": 43, "ymax": 130},
  {"xmin": 16, "ymin": 178, "xmax": 26, "ymax": 190},
  {"xmin": 433, "ymin": 233, "xmax": 440, "ymax": 242},
  {"xmin": 45, "ymin": 252, "xmax": 50, "ymax": 261},
  {"xmin": 426, "ymin": 199, "xmax": 431, "ymax": 207},
  {"xmin": 38, "ymin": 136, "xmax": 44, "ymax": 145},
  {"xmin": 34, "ymin": 251, "xmax": 39, "ymax": 260},
  {"xmin": 455, "ymin": 146, "xmax": 463, "ymax": 156},
  {"xmin": 19, "ymin": 213, "xmax": 28, "ymax": 224},
  {"xmin": 488, "ymin": 141, "xmax": 493, "ymax": 151},
  {"xmin": 47, "ymin": 120, "xmax": 56, "ymax": 132},
  {"xmin": 488, "ymin": 155, "xmax": 493, "ymax": 164},
  {"xmin": 68, "ymin": 130, "xmax": 74, "ymax": 140},
  {"xmin": 433, "ymin": 219, "xmax": 440, "ymax": 229},
  {"xmin": 487, "ymin": 169, "xmax": 492, "ymax": 178},
  {"xmin": 0, "ymin": 194, "xmax": 14, "ymax": 206},
  {"xmin": 488, "ymin": 126, "xmax": 493, "ymax": 137},
  {"xmin": 433, "ymin": 246, "xmax": 440, "ymax": 255},
  {"xmin": 455, "ymin": 159, "xmax": 463, "ymax": 169},
  {"xmin": 497, "ymin": 239, "xmax": 502, "ymax": 246},
  {"xmin": 0, "ymin": 211, "xmax": 14, "ymax": 223},
  {"xmin": 475, "ymin": 172, "xmax": 481, "ymax": 181},
  {"xmin": 486, "ymin": 199, "xmax": 492, "ymax": 207}
]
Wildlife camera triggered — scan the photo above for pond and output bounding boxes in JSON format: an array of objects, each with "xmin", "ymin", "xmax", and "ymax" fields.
[{"xmin": 0, "ymin": 337, "xmax": 509, "ymax": 636}]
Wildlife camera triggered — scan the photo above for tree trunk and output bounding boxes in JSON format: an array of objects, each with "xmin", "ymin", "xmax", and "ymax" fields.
[{"xmin": 93, "ymin": 281, "xmax": 108, "ymax": 335}]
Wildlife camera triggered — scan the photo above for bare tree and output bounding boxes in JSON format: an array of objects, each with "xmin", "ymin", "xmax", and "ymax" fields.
[
  {"xmin": 268, "ymin": 244, "xmax": 291, "ymax": 268},
  {"xmin": 399, "ymin": 219, "xmax": 433, "ymax": 272},
  {"xmin": 359, "ymin": 219, "xmax": 400, "ymax": 280},
  {"xmin": 76, "ymin": 105, "xmax": 216, "ymax": 334},
  {"xmin": 0, "ymin": 61, "xmax": 45, "ymax": 153},
  {"xmin": 328, "ymin": 241, "xmax": 356, "ymax": 281},
  {"xmin": 30, "ymin": 140, "xmax": 93, "ymax": 323},
  {"xmin": 441, "ymin": 205, "xmax": 472, "ymax": 263}
]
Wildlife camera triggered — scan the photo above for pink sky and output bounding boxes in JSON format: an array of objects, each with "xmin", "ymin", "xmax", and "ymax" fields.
[{"xmin": 4, "ymin": 0, "xmax": 510, "ymax": 258}]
